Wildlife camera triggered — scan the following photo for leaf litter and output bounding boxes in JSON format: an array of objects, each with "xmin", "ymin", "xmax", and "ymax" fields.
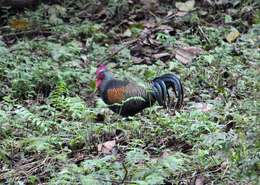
[{"xmin": 0, "ymin": 0, "xmax": 259, "ymax": 184}]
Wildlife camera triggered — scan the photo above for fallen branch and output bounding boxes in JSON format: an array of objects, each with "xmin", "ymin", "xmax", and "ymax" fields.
[{"xmin": 1, "ymin": 30, "xmax": 56, "ymax": 39}]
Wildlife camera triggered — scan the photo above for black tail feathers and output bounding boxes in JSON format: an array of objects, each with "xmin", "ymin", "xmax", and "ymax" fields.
[{"xmin": 152, "ymin": 74, "xmax": 184, "ymax": 109}]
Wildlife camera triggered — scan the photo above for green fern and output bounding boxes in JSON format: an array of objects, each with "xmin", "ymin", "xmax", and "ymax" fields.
[
  {"xmin": 49, "ymin": 81, "xmax": 90, "ymax": 120},
  {"xmin": 49, "ymin": 80, "xmax": 69, "ymax": 111}
]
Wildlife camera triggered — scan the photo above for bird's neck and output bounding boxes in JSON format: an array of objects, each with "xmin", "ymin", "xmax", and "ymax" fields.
[{"xmin": 99, "ymin": 71, "xmax": 114, "ymax": 93}]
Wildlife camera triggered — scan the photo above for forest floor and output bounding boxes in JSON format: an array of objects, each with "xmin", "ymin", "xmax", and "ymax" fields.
[{"xmin": 0, "ymin": 0, "xmax": 259, "ymax": 184}]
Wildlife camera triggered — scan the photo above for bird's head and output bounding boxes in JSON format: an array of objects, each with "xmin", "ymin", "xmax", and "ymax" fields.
[{"xmin": 95, "ymin": 64, "xmax": 111, "ymax": 90}]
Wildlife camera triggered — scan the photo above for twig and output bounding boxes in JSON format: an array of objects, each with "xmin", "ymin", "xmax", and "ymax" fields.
[
  {"xmin": 95, "ymin": 177, "xmax": 135, "ymax": 184},
  {"xmin": 27, "ymin": 156, "xmax": 50, "ymax": 175},
  {"xmin": 121, "ymin": 162, "xmax": 128, "ymax": 184},
  {"xmin": 197, "ymin": 25, "xmax": 210, "ymax": 44},
  {"xmin": 1, "ymin": 30, "xmax": 55, "ymax": 39}
]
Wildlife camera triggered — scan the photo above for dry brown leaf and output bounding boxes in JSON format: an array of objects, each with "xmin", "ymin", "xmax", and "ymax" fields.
[
  {"xmin": 175, "ymin": 49, "xmax": 193, "ymax": 64},
  {"xmin": 226, "ymin": 29, "xmax": 240, "ymax": 43},
  {"xmin": 9, "ymin": 19, "xmax": 30, "ymax": 30},
  {"xmin": 183, "ymin": 46, "xmax": 204, "ymax": 55},
  {"xmin": 97, "ymin": 140, "xmax": 116, "ymax": 154},
  {"xmin": 175, "ymin": 46, "xmax": 204, "ymax": 64}
]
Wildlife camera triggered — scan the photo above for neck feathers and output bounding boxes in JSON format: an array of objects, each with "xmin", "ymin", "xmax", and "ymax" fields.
[{"xmin": 99, "ymin": 71, "xmax": 113, "ymax": 93}]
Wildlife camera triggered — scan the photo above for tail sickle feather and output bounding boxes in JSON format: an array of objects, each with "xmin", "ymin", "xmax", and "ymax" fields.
[{"xmin": 152, "ymin": 74, "xmax": 184, "ymax": 109}]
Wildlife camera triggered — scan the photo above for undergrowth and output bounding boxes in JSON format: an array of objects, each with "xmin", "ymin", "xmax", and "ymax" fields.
[{"xmin": 0, "ymin": 1, "xmax": 259, "ymax": 184}]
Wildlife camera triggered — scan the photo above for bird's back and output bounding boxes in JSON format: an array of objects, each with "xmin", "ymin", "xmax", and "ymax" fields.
[{"xmin": 100, "ymin": 79, "xmax": 155, "ymax": 116}]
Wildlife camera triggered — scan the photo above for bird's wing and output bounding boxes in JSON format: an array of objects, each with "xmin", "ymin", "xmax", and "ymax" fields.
[
  {"xmin": 103, "ymin": 80, "xmax": 150, "ymax": 105},
  {"xmin": 123, "ymin": 83, "xmax": 149, "ymax": 103}
]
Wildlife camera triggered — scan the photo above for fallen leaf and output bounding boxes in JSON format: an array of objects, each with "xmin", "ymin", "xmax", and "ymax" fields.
[
  {"xmin": 195, "ymin": 175, "xmax": 206, "ymax": 185},
  {"xmin": 160, "ymin": 150, "xmax": 171, "ymax": 159},
  {"xmin": 175, "ymin": 0, "xmax": 195, "ymax": 12},
  {"xmin": 175, "ymin": 46, "xmax": 204, "ymax": 64},
  {"xmin": 156, "ymin": 25, "xmax": 173, "ymax": 32},
  {"xmin": 182, "ymin": 46, "xmax": 204, "ymax": 55},
  {"xmin": 147, "ymin": 37, "xmax": 161, "ymax": 45},
  {"xmin": 72, "ymin": 152, "xmax": 86, "ymax": 163},
  {"xmin": 143, "ymin": 21, "xmax": 156, "ymax": 28},
  {"xmin": 175, "ymin": 49, "xmax": 193, "ymax": 64},
  {"xmin": 166, "ymin": 10, "xmax": 174, "ymax": 17},
  {"xmin": 132, "ymin": 56, "xmax": 145, "ymax": 64},
  {"xmin": 198, "ymin": 10, "xmax": 208, "ymax": 16},
  {"xmin": 140, "ymin": 0, "xmax": 159, "ymax": 11},
  {"xmin": 123, "ymin": 28, "xmax": 132, "ymax": 37},
  {"xmin": 153, "ymin": 52, "xmax": 171, "ymax": 59},
  {"xmin": 175, "ymin": 11, "xmax": 189, "ymax": 17},
  {"xmin": 193, "ymin": 102, "xmax": 213, "ymax": 112},
  {"xmin": 9, "ymin": 19, "xmax": 30, "ymax": 30},
  {"xmin": 226, "ymin": 29, "xmax": 240, "ymax": 43},
  {"xmin": 97, "ymin": 140, "xmax": 116, "ymax": 154}
]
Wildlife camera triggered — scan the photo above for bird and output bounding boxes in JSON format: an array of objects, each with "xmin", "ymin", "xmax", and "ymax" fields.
[{"xmin": 95, "ymin": 64, "xmax": 184, "ymax": 116}]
